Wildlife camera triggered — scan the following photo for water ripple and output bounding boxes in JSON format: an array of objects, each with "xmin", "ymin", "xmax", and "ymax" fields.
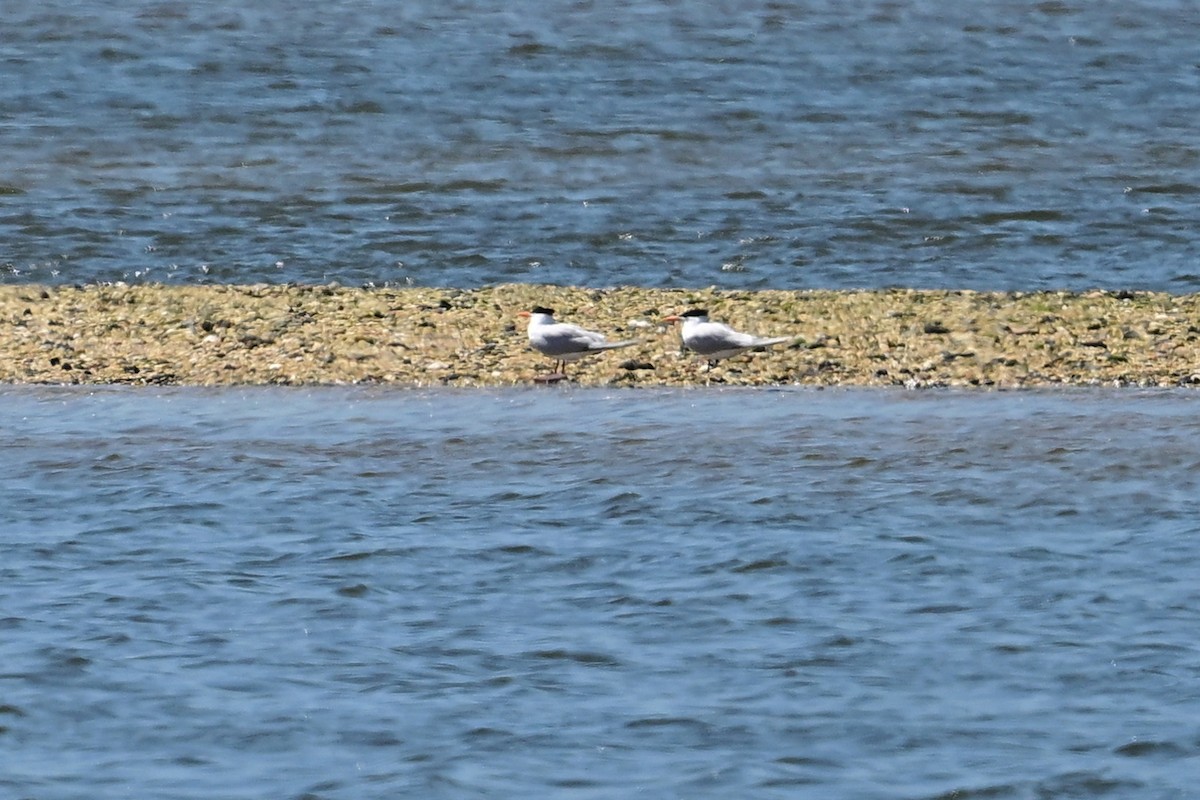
[
  {"xmin": 3, "ymin": 2, "xmax": 1200, "ymax": 289},
  {"xmin": 3, "ymin": 386, "xmax": 1200, "ymax": 796}
]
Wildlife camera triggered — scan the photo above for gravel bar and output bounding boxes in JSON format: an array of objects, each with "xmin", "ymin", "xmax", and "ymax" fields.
[{"xmin": 3, "ymin": 283, "xmax": 1199, "ymax": 388}]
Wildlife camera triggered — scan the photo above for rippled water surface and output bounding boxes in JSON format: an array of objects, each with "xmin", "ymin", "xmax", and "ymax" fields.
[
  {"xmin": 2, "ymin": 386, "xmax": 1199, "ymax": 798},
  {"xmin": 4, "ymin": 0, "xmax": 1200, "ymax": 290}
]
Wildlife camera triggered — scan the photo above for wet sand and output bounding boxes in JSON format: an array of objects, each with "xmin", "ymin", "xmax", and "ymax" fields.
[{"xmin": 2, "ymin": 283, "xmax": 1199, "ymax": 388}]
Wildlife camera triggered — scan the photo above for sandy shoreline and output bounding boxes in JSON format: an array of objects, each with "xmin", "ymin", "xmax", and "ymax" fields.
[{"xmin": 2, "ymin": 283, "xmax": 1199, "ymax": 388}]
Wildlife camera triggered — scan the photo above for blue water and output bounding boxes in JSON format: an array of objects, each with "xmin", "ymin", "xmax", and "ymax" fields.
[
  {"xmin": 2, "ymin": 386, "xmax": 1199, "ymax": 798},
  {"xmin": 4, "ymin": 0, "xmax": 1200, "ymax": 290}
]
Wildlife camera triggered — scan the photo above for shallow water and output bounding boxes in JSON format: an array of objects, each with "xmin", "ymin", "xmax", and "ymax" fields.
[
  {"xmin": 4, "ymin": 0, "xmax": 1200, "ymax": 290},
  {"xmin": 2, "ymin": 386, "xmax": 1198, "ymax": 798}
]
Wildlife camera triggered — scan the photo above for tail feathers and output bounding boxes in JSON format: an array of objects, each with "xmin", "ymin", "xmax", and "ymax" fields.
[
  {"xmin": 751, "ymin": 336, "xmax": 793, "ymax": 348},
  {"xmin": 590, "ymin": 339, "xmax": 640, "ymax": 351}
]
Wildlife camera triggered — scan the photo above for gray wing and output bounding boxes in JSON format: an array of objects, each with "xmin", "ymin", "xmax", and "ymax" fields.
[
  {"xmin": 684, "ymin": 324, "xmax": 758, "ymax": 355},
  {"xmin": 537, "ymin": 324, "xmax": 615, "ymax": 356}
]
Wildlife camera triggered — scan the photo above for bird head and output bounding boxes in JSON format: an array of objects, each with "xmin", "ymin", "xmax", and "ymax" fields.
[
  {"xmin": 518, "ymin": 306, "xmax": 556, "ymax": 322},
  {"xmin": 663, "ymin": 309, "xmax": 709, "ymax": 324}
]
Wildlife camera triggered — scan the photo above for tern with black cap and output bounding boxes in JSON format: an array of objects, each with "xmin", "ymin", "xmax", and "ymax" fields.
[
  {"xmin": 663, "ymin": 309, "xmax": 793, "ymax": 366},
  {"xmin": 518, "ymin": 306, "xmax": 638, "ymax": 377}
]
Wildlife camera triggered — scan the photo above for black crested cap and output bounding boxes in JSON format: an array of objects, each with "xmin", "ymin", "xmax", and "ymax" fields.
[
  {"xmin": 530, "ymin": 306, "xmax": 556, "ymax": 315},
  {"xmin": 682, "ymin": 309, "xmax": 708, "ymax": 317}
]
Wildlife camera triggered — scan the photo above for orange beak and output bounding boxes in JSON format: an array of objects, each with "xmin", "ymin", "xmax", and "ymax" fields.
[
  {"xmin": 517, "ymin": 311, "xmax": 531, "ymax": 318},
  {"xmin": 662, "ymin": 315, "xmax": 683, "ymax": 324}
]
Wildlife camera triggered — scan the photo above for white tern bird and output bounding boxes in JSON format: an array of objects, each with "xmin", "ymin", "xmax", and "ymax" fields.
[
  {"xmin": 519, "ymin": 306, "xmax": 638, "ymax": 376},
  {"xmin": 664, "ymin": 308, "xmax": 793, "ymax": 365}
]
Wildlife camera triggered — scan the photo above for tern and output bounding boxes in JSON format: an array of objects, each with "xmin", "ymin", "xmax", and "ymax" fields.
[
  {"xmin": 663, "ymin": 309, "xmax": 793, "ymax": 365},
  {"xmin": 518, "ymin": 306, "xmax": 638, "ymax": 377}
]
